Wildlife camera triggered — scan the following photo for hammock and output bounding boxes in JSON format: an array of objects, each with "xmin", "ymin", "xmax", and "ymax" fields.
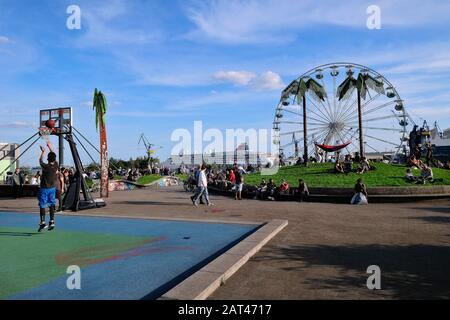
[{"xmin": 315, "ymin": 141, "xmax": 351, "ymax": 153}]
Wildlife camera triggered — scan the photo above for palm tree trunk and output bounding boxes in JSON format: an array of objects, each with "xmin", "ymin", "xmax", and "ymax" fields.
[
  {"xmin": 303, "ymin": 95, "xmax": 308, "ymax": 166},
  {"xmin": 357, "ymin": 90, "xmax": 365, "ymax": 157},
  {"xmin": 99, "ymin": 109, "xmax": 109, "ymax": 198}
]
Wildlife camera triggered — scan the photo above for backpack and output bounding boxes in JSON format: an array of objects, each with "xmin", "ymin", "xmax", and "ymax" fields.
[{"xmin": 194, "ymin": 170, "xmax": 200, "ymax": 184}]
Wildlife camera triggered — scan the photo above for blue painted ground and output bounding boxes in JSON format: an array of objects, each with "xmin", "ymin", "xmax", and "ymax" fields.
[{"xmin": 0, "ymin": 212, "xmax": 259, "ymax": 300}]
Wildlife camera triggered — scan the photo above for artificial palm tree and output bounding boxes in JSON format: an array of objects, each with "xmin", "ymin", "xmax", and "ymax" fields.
[
  {"xmin": 93, "ymin": 88, "xmax": 109, "ymax": 198},
  {"xmin": 337, "ymin": 71, "xmax": 384, "ymax": 157},
  {"xmin": 290, "ymin": 78, "xmax": 327, "ymax": 165}
]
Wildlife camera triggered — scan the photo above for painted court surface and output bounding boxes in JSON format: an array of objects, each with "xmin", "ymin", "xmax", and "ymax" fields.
[{"xmin": 0, "ymin": 212, "xmax": 259, "ymax": 300}]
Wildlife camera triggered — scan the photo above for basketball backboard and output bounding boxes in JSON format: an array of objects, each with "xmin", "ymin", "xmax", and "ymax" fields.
[{"xmin": 39, "ymin": 107, "xmax": 72, "ymax": 133}]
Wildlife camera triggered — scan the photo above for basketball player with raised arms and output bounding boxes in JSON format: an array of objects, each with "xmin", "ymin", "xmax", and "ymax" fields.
[{"xmin": 37, "ymin": 141, "xmax": 59, "ymax": 232}]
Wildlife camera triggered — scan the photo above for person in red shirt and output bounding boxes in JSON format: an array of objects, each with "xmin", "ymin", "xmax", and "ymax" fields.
[
  {"xmin": 279, "ymin": 179, "xmax": 289, "ymax": 193},
  {"xmin": 228, "ymin": 169, "xmax": 235, "ymax": 184}
]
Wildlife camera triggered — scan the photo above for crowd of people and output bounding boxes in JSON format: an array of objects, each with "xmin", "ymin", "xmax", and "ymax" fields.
[
  {"xmin": 184, "ymin": 161, "xmax": 374, "ymax": 205},
  {"xmin": 405, "ymin": 143, "xmax": 447, "ymax": 184},
  {"xmin": 183, "ymin": 144, "xmax": 450, "ymax": 207},
  {"xmin": 186, "ymin": 163, "xmax": 249, "ymax": 204},
  {"xmin": 184, "ymin": 163, "xmax": 312, "ymax": 204},
  {"xmin": 333, "ymin": 152, "xmax": 373, "ymax": 175},
  {"xmin": 104, "ymin": 166, "xmax": 174, "ymax": 183},
  {"xmin": 4, "ymin": 142, "xmax": 449, "ymax": 212},
  {"xmin": 408, "ymin": 143, "xmax": 450, "ymax": 170}
]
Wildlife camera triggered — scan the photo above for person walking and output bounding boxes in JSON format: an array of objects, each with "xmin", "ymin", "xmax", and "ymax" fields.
[
  {"xmin": 191, "ymin": 164, "xmax": 213, "ymax": 206},
  {"xmin": 234, "ymin": 168, "xmax": 244, "ymax": 200},
  {"xmin": 56, "ymin": 168, "xmax": 65, "ymax": 212},
  {"xmin": 295, "ymin": 179, "xmax": 309, "ymax": 202},
  {"xmin": 426, "ymin": 143, "xmax": 435, "ymax": 167},
  {"xmin": 12, "ymin": 168, "xmax": 23, "ymax": 198}
]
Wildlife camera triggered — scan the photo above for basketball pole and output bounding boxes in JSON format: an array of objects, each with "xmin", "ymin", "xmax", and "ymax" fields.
[{"xmin": 59, "ymin": 108, "xmax": 64, "ymax": 166}]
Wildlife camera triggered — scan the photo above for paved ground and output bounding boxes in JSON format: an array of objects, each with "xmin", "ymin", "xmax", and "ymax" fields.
[{"xmin": 1, "ymin": 186, "xmax": 449, "ymax": 299}]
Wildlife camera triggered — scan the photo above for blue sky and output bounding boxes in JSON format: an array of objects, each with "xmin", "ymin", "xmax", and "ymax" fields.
[{"xmin": 1, "ymin": 0, "xmax": 450, "ymax": 166}]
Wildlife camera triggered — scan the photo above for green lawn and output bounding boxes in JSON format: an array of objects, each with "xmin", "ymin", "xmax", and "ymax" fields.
[
  {"xmin": 244, "ymin": 163, "xmax": 450, "ymax": 188},
  {"xmin": 136, "ymin": 174, "xmax": 162, "ymax": 185}
]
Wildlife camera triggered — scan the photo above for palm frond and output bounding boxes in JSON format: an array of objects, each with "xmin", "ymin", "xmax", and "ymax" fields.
[
  {"xmin": 93, "ymin": 88, "xmax": 107, "ymax": 131},
  {"xmin": 306, "ymin": 78, "xmax": 327, "ymax": 101},
  {"xmin": 337, "ymin": 76, "xmax": 357, "ymax": 101}
]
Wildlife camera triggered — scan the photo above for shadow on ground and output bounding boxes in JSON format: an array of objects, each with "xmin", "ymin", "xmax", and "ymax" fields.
[
  {"xmin": 0, "ymin": 231, "xmax": 40, "ymax": 237},
  {"xmin": 408, "ymin": 216, "xmax": 450, "ymax": 224},
  {"xmin": 253, "ymin": 244, "xmax": 450, "ymax": 299},
  {"xmin": 115, "ymin": 201, "xmax": 192, "ymax": 207},
  {"xmin": 412, "ymin": 207, "xmax": 450, "ymax": 215}
]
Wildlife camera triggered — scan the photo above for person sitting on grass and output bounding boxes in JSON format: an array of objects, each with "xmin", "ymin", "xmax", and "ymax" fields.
[
  {"xmin": 435, "ymin": 160, "xmax": 445, "ymax": 169},
  {"xmin": 334, "ymin": 160, "xmax": 345, "ymax": 174},
  {"xmin": 295, "ymin": 179, "xmax": 309, "ymax": 202},
  {"xmin": 217, "ymin": 171, "xmax": 227, "ymax": 190},
  {"xmin": 351, "ymin": 178, "xmax": 368, "ymax": 205},
  {"xmin": 445, "ymin": 161, "xmax": 450, "ymax": 170},
  {"xmin": 279, "ymin": 179, "xmax": 290, "ymax": 193},
  {"xmin": 256, "ymin": 178, "xmax": 267, "ymax": 200},
  {"xmin": 265, "ymin": 179, "xmax": 276, "ymax": 201},
  {"xmin": 407, "ymin": 155, "xmax": 424, "ymax": 169},
  {"xmin": 405, "ymin": 168, "xmax": 417, "ymax": 182},
  {"xmin": 343, "ymin": 155, "xmax": 353, "ymax": 174},
  {"xmin": 228, "ymin": 169, "xmax": 235, "ymax": 185},
  {"xmin": 417, "ymin": 165, "xmax": 434, "ymax": 184},
  {"xmin": 357, "ymin": 157, "xmax": 371, "ymax": 174}
]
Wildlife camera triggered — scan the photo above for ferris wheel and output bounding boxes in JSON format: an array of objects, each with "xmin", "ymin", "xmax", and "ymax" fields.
[{"xmin": 273, "ymin": 62, "xmax": 412, "ymax": 163}]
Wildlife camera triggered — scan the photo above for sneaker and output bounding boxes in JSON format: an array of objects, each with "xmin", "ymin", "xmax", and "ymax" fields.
[
  {"xmin": 38, "ymin": 223, "xmax": 47, "ymax": 232},
  {"xmin": 207, "ymin": 203, "xmax": 215, "ymax": 206},
  {"xmin": 48, "ymin": 221, "xmax": 55, "ymax": 231}
]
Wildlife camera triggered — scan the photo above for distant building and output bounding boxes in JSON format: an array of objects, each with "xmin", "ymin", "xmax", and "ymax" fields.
[
  {"xmin": 0, "ymin": 143, "xmax": 20, "ymax": 183},
  {"xmin": 165, "ymin": 144, "xmax": 276, "ymax": 168}
]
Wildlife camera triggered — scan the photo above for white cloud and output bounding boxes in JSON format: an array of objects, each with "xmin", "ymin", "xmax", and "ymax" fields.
[
  {"xmin": 185, "ymin": 0, "xmax": 450, "ymax": 44},
  {"xmin": 0, "ymin": 36, "xmax": 10, "ymax": 44},
  {"xmin": 0, "ymin": 121, "xmax": 33, "ymax": 129},
  {"xmin": 166, "ymin": 89, "xmax": 277, "ymax": 111},
  {"xmin": 213, "ymin": 70, "xmax": 284, "ymax": 91},
  {"xmin": 80, "ymin": 101, "xmax": 92, "ymax": 107},
  {"xmin": 255, "ymin": 71, "xmax": 285, "ymax": 90},
  {"xmin": 409, "ymin": 106, "xmax": 450, "ymax": 119},
  {"xmin": 77, "ymin": 0, "xmax": 161, "ymax": 47},
  {"xmin": 213, "ymin": 71, "xmax": 256, "ymax": 85},
  {"xmin": 108, "ymin": 110, "xmax": 191, "ymax": 118}
]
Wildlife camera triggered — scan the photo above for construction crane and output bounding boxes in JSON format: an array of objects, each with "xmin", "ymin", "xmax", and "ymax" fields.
[
  {"xmin": 292, "ymin": 133, "xmax": 299, "ymax": 158},
  {"xmin": 138, "ymin": 134, "xmax": 163, "ymax": 160}
]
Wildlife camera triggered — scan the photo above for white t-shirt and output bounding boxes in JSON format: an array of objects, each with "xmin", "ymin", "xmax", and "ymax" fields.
[{"xmin": 198, "ymin": 170, "xmax": 207, "ymax": 187}]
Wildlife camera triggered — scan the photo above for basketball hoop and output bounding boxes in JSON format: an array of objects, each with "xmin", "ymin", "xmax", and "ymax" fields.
[{"xmin": 39, "ymin": 127, "xmax": 54, "ymax": 141}]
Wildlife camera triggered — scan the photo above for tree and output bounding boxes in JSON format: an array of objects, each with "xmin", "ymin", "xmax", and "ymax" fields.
[
  {"xmin": 85, "ymin": 162, "xmax": 99, "ymax": 173},
  {"xmin": 93, "ymin": 88, "xmax": 109, "ymax": 198},
  {"xmin": 337, "ymin": 71, "xmax": 385, "ymax": 157},
  {"xmin": 284, "ymin": 78, "xmax": 326, "ymax": 165}
]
